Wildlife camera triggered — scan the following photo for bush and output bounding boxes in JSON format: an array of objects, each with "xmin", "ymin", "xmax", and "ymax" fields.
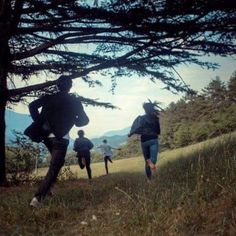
[{"xmin": 6, "ymin": 131, "xmax": 46, "ymax": 185}]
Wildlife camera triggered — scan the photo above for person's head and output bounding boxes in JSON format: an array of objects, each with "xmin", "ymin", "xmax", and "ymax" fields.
[
  {"xmin": 57, "ymin": 75, "xmax": 72, "ymax": 92},
  {"xmin": 143, "ymin": 102, "xmax": 158, "ymax": 115},
  {"xmin": 77, "ymin": 130, "xmax": 84, "ymax": 137},
  {"xmin": 103, "ymin": 139, "xmax": 107, "ymax": 144}
]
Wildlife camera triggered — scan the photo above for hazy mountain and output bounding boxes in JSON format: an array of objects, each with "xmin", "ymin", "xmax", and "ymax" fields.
[
  {"xmin": 6, "ymin": 110, "xmax": 32, "ymax": 143},
  {"xmin": 5, "ymin": 110, "xmax": 128, "ymax": 148},
  {"xmin": 91, "ymin": 134, "xmax": 128, "ymax": 149},
  {"xmin": 102, "ymin": 127, "xmax": 130, "ymax": 137},
  {"xmin": 91, "ymin": 127, "xmax": 130, "ymax": 148}
]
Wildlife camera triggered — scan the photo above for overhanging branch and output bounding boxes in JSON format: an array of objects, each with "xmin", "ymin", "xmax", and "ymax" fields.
[{"xmin": 9, "ymin": 41, "xmax": 152, "ymax": 97}]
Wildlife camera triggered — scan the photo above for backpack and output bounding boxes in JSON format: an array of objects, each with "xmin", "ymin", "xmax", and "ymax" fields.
[
  {"xmin": 130, "ymin": 115, "xmax": 159, "ymax": 136},
  {"xmin": 130, "ymin": 116, "xmax": 145, "ymax": 135}
]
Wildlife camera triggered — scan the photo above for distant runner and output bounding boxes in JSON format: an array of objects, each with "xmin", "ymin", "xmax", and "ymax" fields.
[
  {"xmin": 73, "ymin": 130, "xmax": 94, "ymax": 179},
  {"xmin": 98, "ymin": 139, "xmax": 120, "ymax": 175}
]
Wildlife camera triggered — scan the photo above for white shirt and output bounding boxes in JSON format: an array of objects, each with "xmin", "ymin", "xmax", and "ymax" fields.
[
  {"xmin": 98, "ymin": 144, "xmax": 113, "ymax": 157},
  {"xmin": 48, "ymin": 133, "xmax": 70, "ymax": 140}
]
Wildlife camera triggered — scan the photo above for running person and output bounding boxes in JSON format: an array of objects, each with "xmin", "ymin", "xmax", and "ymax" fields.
[
  {"xmin": 27, "ymin": 76, "xmax": 89, "ymax": 208},
  {"xmin": 128, "ymin": 101, "xmax": 161, "ymax": 179},
  {"xmin": 98, "ymin": 139, "xmax": 120, "ymax": 175},
  {"xmin": 73, "ymin": 130, "xmax": 94, "ymax": 179}
]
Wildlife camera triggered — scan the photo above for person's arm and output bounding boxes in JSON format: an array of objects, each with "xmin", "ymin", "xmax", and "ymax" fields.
[
  {"xmin": 156, "ymin": 117, "xmax": 161, "ymax": 135},
  {"xmin": 111, "ymin": 147, "xmax": 121, "ymax": 150},
  {"xmin": 74, "ymin": 98, "xmax": 89, "ymax": 127},
  {"xmin": 128, "ymin": 116, "xmax": 142, "ymax": 137},
  {"xmin": 29, "ymin": 96, "xmax": 46, "ymax": 122},
  {"xmin": 128, "ymin": 133, "xmax": 133, "ymax": 137},
  {"xmin": 87, "ymin": 139, "xmax": 94, "ymax": 150},
  {"xmin": 110, "ymin": 145, "xmax": 121, "ymax": 151}
]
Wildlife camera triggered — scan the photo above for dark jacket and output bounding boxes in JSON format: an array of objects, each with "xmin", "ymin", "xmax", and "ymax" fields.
[
  {"xmin": 130, "ymin": 114, "xmax": 160, "ymax": 137},
  {"xmin": 29, "ymin": 92, "xmax": 89, "ymax": 138},
  {"xmin": 73, "ymin": 137, "xmax": 94, "ymax": 152}
]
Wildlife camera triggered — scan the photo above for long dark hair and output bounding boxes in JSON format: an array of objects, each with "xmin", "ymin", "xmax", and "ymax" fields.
[{"xmin": 143, "ymin": 100, "xmax": 162, "ymax": 115}]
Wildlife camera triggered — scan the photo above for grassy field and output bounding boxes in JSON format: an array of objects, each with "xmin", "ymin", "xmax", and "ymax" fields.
[{"xmin": 1, "ymin": 132, "xmax": 236, "ymax": 235}]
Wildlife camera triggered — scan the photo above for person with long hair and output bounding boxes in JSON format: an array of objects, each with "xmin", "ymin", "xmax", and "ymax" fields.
[{"xmin": 128, "ymin": 101, "xmax": 161, "ymax": 179}]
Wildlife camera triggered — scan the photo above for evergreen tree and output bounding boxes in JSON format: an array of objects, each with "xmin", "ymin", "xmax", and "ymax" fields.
[{"xmin": 227, "ymin": 71, "xmax": 236, "ymax": 103}]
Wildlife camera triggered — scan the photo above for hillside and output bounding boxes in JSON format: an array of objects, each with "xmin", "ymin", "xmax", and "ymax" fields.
[
  {"xmin": 160, "ymin": 75, "xmax": 236, "ymax": 149},
  {"xmin": 1, "ymin": 132, "xmax": 236, "ymax": 235}
]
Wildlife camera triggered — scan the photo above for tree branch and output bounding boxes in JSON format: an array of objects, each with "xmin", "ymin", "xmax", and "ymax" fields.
[{"xmin": 9, "ymin": 41, "xmax": 152, "ymax": 97}]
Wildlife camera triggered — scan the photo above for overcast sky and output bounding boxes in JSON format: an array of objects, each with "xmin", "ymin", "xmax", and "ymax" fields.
[{"xmin": 12, "ymin": 55, "xmax": 235, "ymax": 139}]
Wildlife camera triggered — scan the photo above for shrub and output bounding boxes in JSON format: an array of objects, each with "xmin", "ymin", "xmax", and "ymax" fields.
[{"xmin": 6, "ymin": 131, "xmax": 46, "ymax": 185}]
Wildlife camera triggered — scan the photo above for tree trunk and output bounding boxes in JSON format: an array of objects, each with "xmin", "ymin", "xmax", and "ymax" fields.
[
  {"xmin": 0, "ymin": 95, "xmax": 7, "ymax": 186},
  {"xmin": 0, "ymin": 0, "xmax": 22, "ymax": 185},
  {"xmin": 0, "ymin": 44, "xmax": 8, "ymax": 185},
  {"xmin": 0, "ymin": 42, "xmax": 10, "ymax": 186},
  {"xmin": 0, "ymin": 58, "xmax": 8, "ymax": 185}
]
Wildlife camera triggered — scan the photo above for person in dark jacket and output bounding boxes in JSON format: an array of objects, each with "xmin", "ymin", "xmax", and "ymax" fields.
[
  {"xmin": 128, "ymin": 101, "xmax": 161, "ymax": 179},
  {"xmin": 29, "ymin": 75, "xmax": 89, "ymax": 208},
  {"xmin": 73, "ymin": 130, "xmax": 94, "ymax": 179}
]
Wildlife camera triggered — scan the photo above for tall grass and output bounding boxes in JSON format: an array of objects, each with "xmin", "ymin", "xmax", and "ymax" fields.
[{"xmin": 0, "ymin": 133, "xmax": 236, "ymax": 235}]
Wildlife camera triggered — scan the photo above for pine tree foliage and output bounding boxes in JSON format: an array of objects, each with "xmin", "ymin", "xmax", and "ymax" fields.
[
  {"xmin": 160, "ymin": 71, "xmax": 236, "ymax": 149},
  {"xmin": 0, "ymin": 0, "xmax": 235, "ymax": 101}
]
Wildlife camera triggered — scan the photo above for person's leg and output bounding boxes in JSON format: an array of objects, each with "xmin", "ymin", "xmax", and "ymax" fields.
[
  {"xmin": 141, "ymin": 141, "xmax": 152, "ymax": 179},
  {"xmin": 43, "ymin": 138, "xmax": 53, "ymax": 154},
  {"xmin": 85, "ymin": 153, "xmax": 92, "ymax": 179},
  {"xmin": 107, "ymin": 156, "xmax": 113, "ymax": 163},
  {"xmin": 149, "ymin": 139, "xmax": 159, "ymax": 165},
  {"xmin": 43, "ymin": 138, "xmax": 55, "ymax": 196},
  {"xmin": 104, "ymin": 156, "xmax": 109, "ymax": 174},
  {"xmin": 34, "ymin": 138, "xmax": 69, "ymax": 201},
  {"xmin": 78, "ymin": 155, "xmax": 85, "ymax": 169}
]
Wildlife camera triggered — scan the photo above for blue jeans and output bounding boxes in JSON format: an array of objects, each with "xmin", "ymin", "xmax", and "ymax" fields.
[{"xmin": 141, "ymin": 139, "xmax": 159, "ymax": 179}]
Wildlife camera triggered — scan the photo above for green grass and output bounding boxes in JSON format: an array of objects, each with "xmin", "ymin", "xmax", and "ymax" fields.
[
  {"xmin": 1, "ymin": 132, "xmax": 236, "ymax": 236},
  {"xmin": 37, "ymin": 155, "xmax": 144, "ymax": 179}
]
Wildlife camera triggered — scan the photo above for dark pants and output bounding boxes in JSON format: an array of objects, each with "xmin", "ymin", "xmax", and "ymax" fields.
[
  {"xmin": 104, "ymin": 156, "xmax": 112, "ymax": 174},
  {"xmin": 77, "ymin": 150, "xmax": 92, "ymax": 179},
  {"xmin": 35, "ymin": 138, "xmax": 69, "ymax": 201}
]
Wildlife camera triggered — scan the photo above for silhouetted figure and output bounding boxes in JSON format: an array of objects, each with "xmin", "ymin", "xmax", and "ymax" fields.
[
  {"xmin": 128, "ymin": 101, "xmax": 160, "ymax": 179},
  {"xmin": 73, "ymin": 130, "xmax": 94, "ymax": 179},
  {"xmin": 28, "ymin": 76, "xmax": 89, "ymax": 208}
]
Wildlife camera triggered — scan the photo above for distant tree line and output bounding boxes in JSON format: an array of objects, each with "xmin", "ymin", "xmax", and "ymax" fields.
[{"xmin": 160, "ymin": 71, "xmax": 236, "ymax": 149}]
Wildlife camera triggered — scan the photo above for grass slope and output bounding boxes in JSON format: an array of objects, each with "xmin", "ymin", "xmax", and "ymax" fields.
[{"xmin": 1, "ymin": 132, "xmax": 236, "ymax": 235}]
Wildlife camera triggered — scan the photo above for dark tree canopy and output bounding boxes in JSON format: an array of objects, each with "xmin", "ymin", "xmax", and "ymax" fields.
[
  {"xmin": 1, "ymin": 0, "xmax": 235, "ymax": 100},
  {"xmin": 0, "ymin": 0, "xmax": 236, "ymax": 184}
]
